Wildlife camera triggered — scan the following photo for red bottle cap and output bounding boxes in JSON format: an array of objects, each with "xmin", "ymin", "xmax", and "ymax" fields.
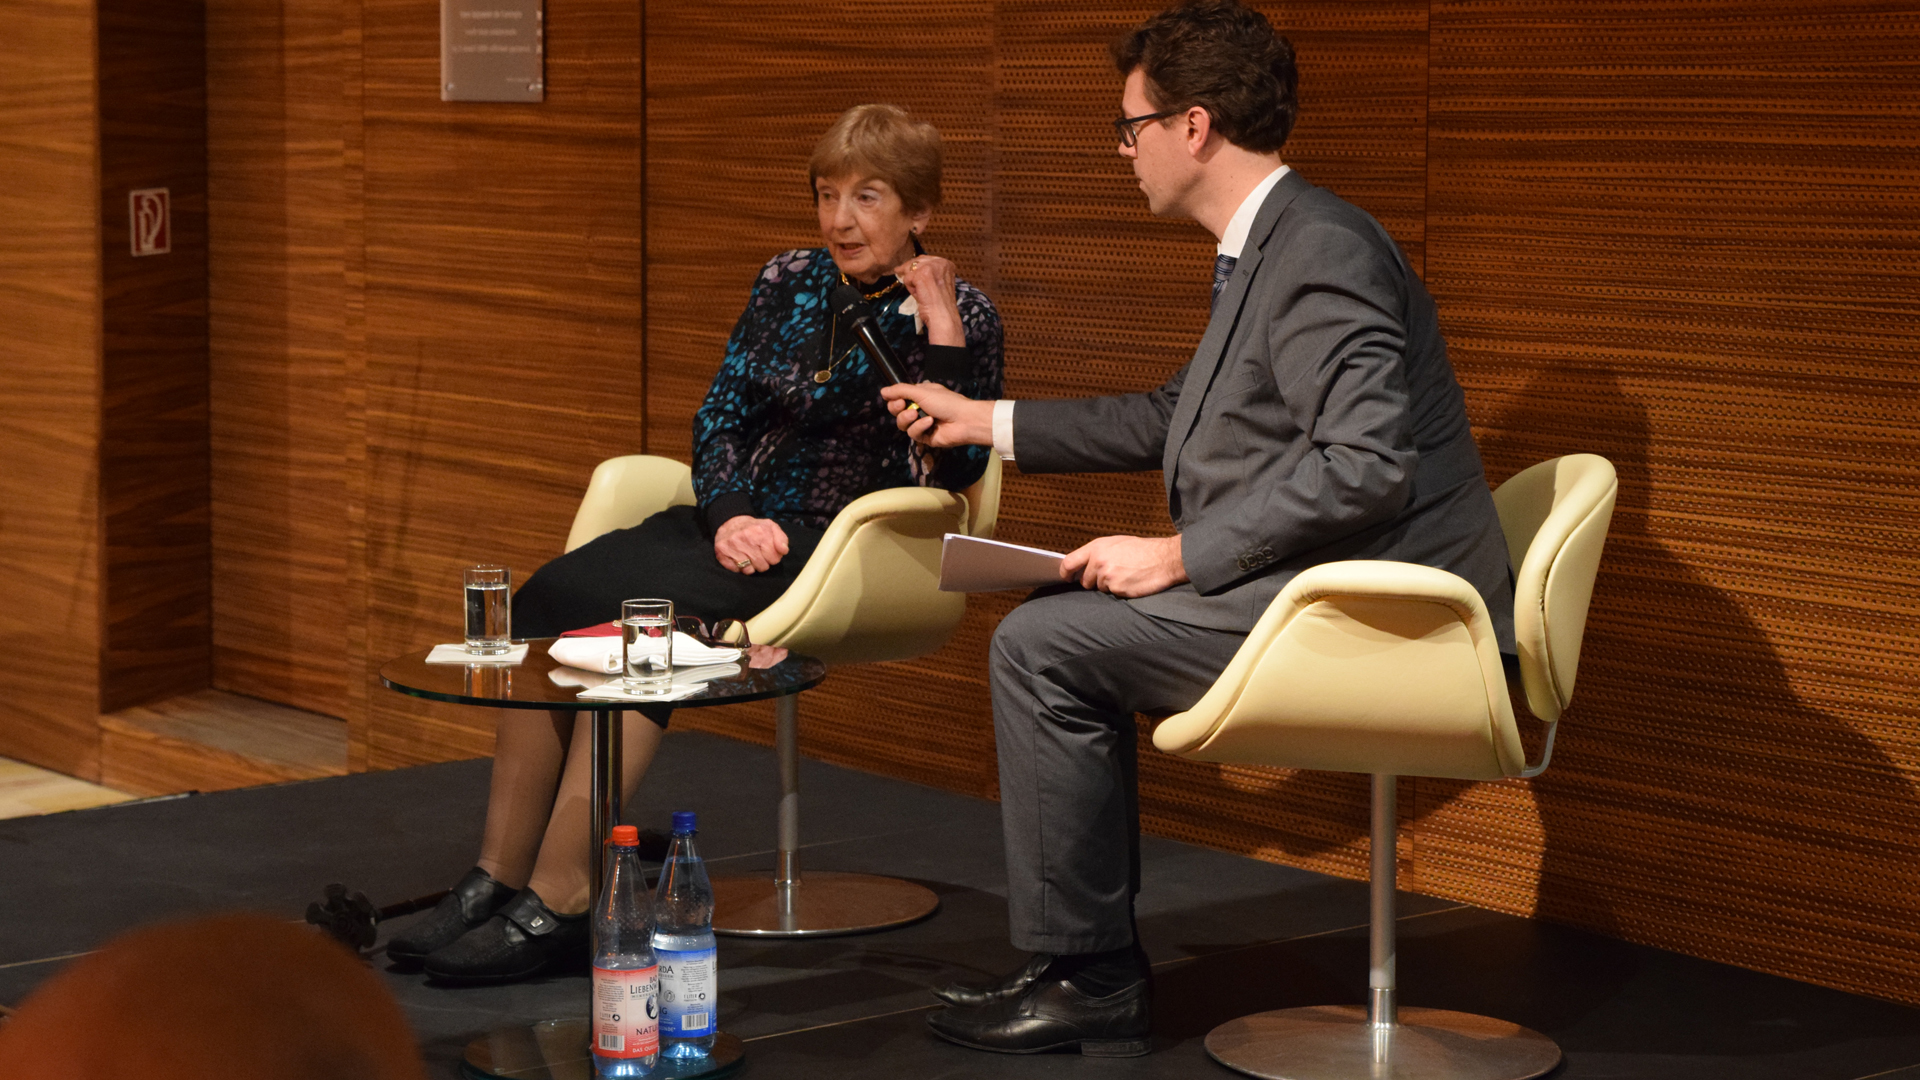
[{"xmin": 609, "ymin": 825, "xmax": 640, "ymax": 847}]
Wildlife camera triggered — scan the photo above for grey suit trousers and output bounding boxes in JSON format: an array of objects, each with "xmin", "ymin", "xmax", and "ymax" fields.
[{"xmin": 991, "ymin": 586, "xmax": 1244, "ymax": 953}]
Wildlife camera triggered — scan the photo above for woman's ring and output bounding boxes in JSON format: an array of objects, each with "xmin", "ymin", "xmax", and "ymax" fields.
[
  {"xmin": 735, "ymin": 558, "xmax": 751, "ymax": 569},
  {"xmin": 911, "ymin": 259, "xmax": 919, "ymax": 271}
]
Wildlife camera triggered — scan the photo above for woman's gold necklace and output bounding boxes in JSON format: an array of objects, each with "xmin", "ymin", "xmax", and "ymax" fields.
[
  {"xmin": 815, "ymin": 274, "xmax": 905, "ymax": 384},
  {"xmin": 842, "ymin": 271, "xmax": 904, "ymax": 302}
]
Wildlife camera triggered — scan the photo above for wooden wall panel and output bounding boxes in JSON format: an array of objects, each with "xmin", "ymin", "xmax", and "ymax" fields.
[
  {"xmin": 206, "ymin": 0, "xmax": 351, "ymax": 719},
  {"xmin": 355, "ymin": 0, "xmax": 646, "ymax": 766},
  {"xmin": 96, "ymin": 0, "xmax": 212, "ymax": 713},
  {"xmin": 0, "ymin": 0, "xmax": 102, "ymax": 777},
  {"xmin": 1421, "ymin": 0, "xmax": 1920, "ymax": 1002},
  {"xmin": 643, "ymin": 0, "xmax": 1002, "ymax": 786}
]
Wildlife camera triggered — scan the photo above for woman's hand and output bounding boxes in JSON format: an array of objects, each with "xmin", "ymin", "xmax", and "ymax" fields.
[
  {"xmin": 895, "ymin": 254, "xmax": 964, "ymax": 347},
  {"xmin": 714, "ymin": 516, "xmax": 790, "ymax": 574}
]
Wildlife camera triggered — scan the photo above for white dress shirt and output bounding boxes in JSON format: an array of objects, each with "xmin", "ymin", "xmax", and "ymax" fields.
[{"xmin": 1216, "ymin": 165, "xmax": 1288, "ymax": 260}]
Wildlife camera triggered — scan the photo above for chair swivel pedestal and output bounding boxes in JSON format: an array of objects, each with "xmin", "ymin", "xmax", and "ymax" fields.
[
  {"xmin": 1204, "ymin": 776, "xmax": 1558, "ymax": 1080},
  {"xmin": 707, "ymin": 696, "xmax": 939, "ymax": 937}
]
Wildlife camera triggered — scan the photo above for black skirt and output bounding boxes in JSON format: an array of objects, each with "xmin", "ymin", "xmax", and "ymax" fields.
[{"xmin": 511, "ymin": 505, "xmax": 825, "ymax": 640}]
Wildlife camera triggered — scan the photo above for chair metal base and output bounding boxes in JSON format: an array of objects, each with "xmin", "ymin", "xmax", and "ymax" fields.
[
  {"xmin": 460, "ymin": 1019, "xmax": 744, "ymax": 1080},
  {"xmin": 710, "ymin": 871, "xmax": 939, "ymax": 937},
  {"xmin": 1205, "ymin": 1005, "xmax": 1561, "ymax": 1080}
]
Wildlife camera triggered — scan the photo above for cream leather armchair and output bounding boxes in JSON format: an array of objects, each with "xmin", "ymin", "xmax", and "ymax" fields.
[
  {"xmin": 1153, "ymin": 454, "xmax": 1617, "ymax": 1080},
  {"xmin": 564, "ymin": 453, "xmax": 1002, "ymax": 936}
]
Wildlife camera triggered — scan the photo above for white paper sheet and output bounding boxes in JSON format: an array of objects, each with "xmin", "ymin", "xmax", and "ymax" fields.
[
  {"xmin": 939, "ymin": 533, "xmax": 1067, "ymax": 592},
  {"xmin": 574, "ymin": 663, "xmax": 743, "ymax": 702}
]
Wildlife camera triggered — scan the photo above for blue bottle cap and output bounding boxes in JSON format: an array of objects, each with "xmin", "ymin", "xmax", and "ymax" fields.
[{"xmin": 672, "ymin": 810, "xmax": 697, "ymax": 834}]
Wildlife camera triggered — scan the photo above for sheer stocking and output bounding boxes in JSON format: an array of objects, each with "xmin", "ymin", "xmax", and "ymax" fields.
[
  {"xmin": 524, "ymin": 712, "xmax": 664, "ymax": 914},
  {"xmin": 476, "ymin": 710, "xmax": 574, "ymax": 890}
]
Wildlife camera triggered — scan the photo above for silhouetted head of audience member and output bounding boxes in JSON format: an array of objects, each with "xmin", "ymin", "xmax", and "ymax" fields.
[{"xmin": 0, "ymin": 912, "xmax": 427, "ymax": 1080}]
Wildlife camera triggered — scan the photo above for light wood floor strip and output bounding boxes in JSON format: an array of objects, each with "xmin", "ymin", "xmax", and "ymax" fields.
[{"xmin": 0, "ymin": 759, "xmax": 133, "ymax": 821}]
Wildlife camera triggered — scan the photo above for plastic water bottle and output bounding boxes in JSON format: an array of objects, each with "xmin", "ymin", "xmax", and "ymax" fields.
[
  {"xmin": 653, "ymin": 810, "xmax": 718, "ymax": 1059},
  {"xmin": 592, "ymin": 825, "xmax": 659, "ymax": 1077}
]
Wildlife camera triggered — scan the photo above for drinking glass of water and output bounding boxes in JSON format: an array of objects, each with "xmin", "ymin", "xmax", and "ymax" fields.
[
  {"xmin": 622, "ymin": 599, "xmax": 674, "ymax": 694},
  {"xmin": 464, "ymin": 566, "xmax": 512, "ymax": 655}
]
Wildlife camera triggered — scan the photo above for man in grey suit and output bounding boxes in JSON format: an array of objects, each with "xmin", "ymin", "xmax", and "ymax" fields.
[{"xmin": 884, "ymin": 0, "xmax": 1514, "ymax": 1057}]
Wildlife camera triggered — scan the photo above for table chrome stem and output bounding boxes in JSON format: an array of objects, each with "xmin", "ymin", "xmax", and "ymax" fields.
[
  {"xmin": 590, "ymin": 708, "xmax": 622, "ymax": 900},
  {"xmin": 774, "ymin": 695, "xmax": 800, "ymax": 890}
]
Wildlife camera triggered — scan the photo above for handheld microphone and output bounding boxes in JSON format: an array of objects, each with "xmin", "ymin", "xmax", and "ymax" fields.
[
  {"xmin": 829, "ymin": 283, "xmax": 926, "ymax": 421},
  {"xmin": 828, "ymin": 283, "xmax": 910, "ymax": 384}
]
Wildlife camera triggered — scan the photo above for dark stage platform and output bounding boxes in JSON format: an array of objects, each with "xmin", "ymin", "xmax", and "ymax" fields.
[{"xmin": 3, "ymin": 730, "xmax": 1917, "ymax": 1078}]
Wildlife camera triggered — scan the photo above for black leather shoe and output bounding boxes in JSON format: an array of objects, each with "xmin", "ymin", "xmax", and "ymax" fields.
[
  {"xmin": 422, "ymin": 888, "xmax": 588, "ymax": 984},
  {"xmin": 926, "ymin": 976, "xmax": 1151, "ymax": 1057},
  {"xmin": 385, "ymin": 867, "xmax": 517, "ymax": 969},
  {"xmin": 932, "ymin": 953, "xmax": 1055, "ymax": 1008}
]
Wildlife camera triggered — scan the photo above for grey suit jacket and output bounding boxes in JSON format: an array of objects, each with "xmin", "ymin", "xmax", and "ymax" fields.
[{"xmin": 1015, "ymin": 170, "xmax": 1516, "ymax": 649}]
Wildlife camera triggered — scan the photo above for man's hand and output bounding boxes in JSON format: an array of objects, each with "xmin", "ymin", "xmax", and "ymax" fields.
[
  {"xmin": 882, "ymin": 382, "xmax": 994, "ymax": 448},
  {"xmin": 1060, "ymin": 535, "xmax": 1188, "ymax": 598},
  {"xmin": 713, "ymin": 516, "xmax": 790, "ymax": 574}
]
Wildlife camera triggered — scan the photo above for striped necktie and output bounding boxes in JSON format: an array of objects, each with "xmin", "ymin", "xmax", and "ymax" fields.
[{"xmin": 1211, "ymin": 253, "xmax": 1237, "ymax": 312}]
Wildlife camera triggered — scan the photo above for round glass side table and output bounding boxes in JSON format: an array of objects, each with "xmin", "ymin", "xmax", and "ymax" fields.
[{"xmin": 381, "ymin": 641, "xmax": 826, "ymax": 1080}]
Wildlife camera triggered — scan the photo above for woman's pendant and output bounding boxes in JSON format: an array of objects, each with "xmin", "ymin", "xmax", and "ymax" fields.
[{"xmin": 813, "ymin": 369, "xmax": 831, "ymax": 384}]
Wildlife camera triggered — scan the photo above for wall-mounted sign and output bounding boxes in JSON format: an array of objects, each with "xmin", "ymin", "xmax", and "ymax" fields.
[
  {"xmin": 441, "ymin": 0, "xmax": 544, "ymax": 103},
  {"xmin": 129, "ymin": 188, "xmax": 171, "ymax": 256}
]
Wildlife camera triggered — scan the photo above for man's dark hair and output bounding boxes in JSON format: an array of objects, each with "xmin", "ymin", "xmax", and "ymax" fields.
[{"xmin": 1112, "ymin": 0, "xmax": 1299, "ymax": 154}]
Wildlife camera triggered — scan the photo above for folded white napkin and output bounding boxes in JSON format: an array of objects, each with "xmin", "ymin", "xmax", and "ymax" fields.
[
  {"xmin": 426, "ymin": 643, "xmax": 529, "ymax": 665},
  {"xmin": 574, "ymin": 663, "xmax": 743, "ymax": 703},
  {"xmin": 546, "ymin": 632, "xmax": 742, "ymax": 674}
]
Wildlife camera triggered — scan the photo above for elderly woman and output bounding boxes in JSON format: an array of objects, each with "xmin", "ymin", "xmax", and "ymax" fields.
[{"xmin": 389, "ymin": 105, "xmax": 1004, "ymax": 983}]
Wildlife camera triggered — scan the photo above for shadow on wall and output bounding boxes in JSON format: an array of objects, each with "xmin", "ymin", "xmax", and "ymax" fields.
[{"xmin": 1458, "ymin": 366, "xmax": 1918, "ymax": 985}]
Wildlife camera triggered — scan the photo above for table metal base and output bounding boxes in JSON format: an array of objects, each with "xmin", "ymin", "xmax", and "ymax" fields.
[
  {"xmin": 460, "ymin": 1019, "xmax": 744, "ymax": 1080},
  {"xmin": 710, "ymin": 872, "xmax": 939, "ymax": 937},
  {"xmin": 1204, "ymin": 1006, "xmax": 1561, "ymax": 1080}
]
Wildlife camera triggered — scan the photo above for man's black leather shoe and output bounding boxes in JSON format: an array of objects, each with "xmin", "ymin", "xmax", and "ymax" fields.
[
  {"xmin": 932, "ymin": 953, "xmax": 1056, "ymax": 1008},
  {"xmin": 926, "ymin": 976, "xmax": 1151, "ymax": 1057},
  {"xmin": 385, "ymin": 866, "xmax": 517, "ymax": 969},
  {"xmin": 422, "ymin": 888, "xmax": 588, "ymax": 984}
]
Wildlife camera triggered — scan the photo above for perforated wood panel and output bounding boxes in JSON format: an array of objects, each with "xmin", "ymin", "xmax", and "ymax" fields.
[{"xmin": 1417, "ymin": 0, "xmax": 1920, "ymax": 1003}]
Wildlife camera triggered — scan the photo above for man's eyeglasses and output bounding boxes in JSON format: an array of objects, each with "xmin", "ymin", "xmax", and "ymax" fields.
[{"xmin": 1113, "ymin": 109, "xmax": 1180, "ymax": 148}]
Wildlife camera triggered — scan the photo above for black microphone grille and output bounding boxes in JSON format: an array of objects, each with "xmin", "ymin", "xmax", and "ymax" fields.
[{"xmin": 828, "ymin": 282, "xmax": 871, "ymax": 318}]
